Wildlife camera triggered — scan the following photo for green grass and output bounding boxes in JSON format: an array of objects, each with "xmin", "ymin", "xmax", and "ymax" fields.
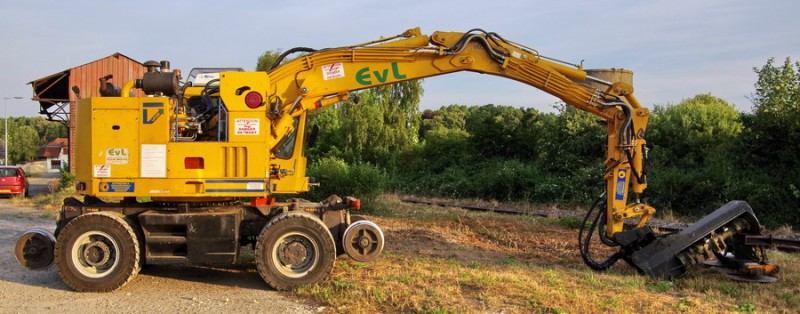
[{"xmin": 291, "ymin": 196, "xmax": 800, "ymax": 313}]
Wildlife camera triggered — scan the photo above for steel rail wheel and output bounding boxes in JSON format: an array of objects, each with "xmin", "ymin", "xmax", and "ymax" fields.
[
  {"xmin": 15, "ymin": 228, "xmax": 56, "ymax": 270},
  {"xmin": 342, "ymin": 220, "xmax": 384, "ymax": 262}
]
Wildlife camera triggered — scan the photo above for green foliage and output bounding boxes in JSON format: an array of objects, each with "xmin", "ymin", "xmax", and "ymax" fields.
[
  {"xmin": 255, "ymin": 50, "xmax": 283, "ymax": 72},
  {"xmin": 311, "ymin": 81, "xmax": 422, "ymax": 167},
  {"xmin": 647, "ymin": 94, "xmax": 744, "ymax": 214},
  {"xmin": 750, "ymin": 57, "xmax": 800, "ymax": 117},
  {"xmin": 302, "ymin": 157, "xmax": 388, "ymax": 205},
  {"xmin": 732, "ymin": 302, "xmax": 757, "ymax": 313},
  {"xmin": 404, "ymin": 127, "xmax": 472, "ymax": 174},
  {"xmin": 465, "ymin": 105, "xmax": 524, "ymax": 158},
  {"xmin": 302, "ymin": 80, "xmax": 422, "ymax": 206},
  {"xmin": 419, "ymin": 104, "xmax": 468, "ymax": 139},
  {"xmin": 539, "ymin": 105, "xmax": 605, "ymax": 172},
  {"xmin": 649, "ymin": 94, "xmax": 743, "ymax": 166},
  {"xmin": 730, "ymin": 57, "xmax": 800, "ymax": 227},
  {"xmin": 0, "ymin": 117, "xmax": 66, "ymax": 165},
  {"xmin": 299, "ymin": 56, "xmax": 800, "ymax": 229},
  {"xmin": 396, "ymin": 105, "xmax": 603, "ymax": 204},
  {"xmin": 9, "ymin": 125, "xmax": 38, "ymax": 164},
  {"xmin": 59, "ymin": 166, "xmax": 75, "ymax": 191},
  {"xmin": 305, "ymin": 106, "xmax": 344, "ymax": 161}
]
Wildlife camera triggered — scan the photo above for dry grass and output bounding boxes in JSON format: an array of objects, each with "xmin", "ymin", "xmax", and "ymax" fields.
[{"xmin": 294, "ymin": 195, "xmax": 800, "ymax": 314}]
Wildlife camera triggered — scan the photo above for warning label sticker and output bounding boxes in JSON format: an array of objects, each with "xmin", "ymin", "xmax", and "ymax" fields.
[
  {"xmin": 235, "ymin": 118, "xmax": 260, "ymax": 135},
  {"xmin": 94, "ymin": 165, "xmax": 111, "ymax": 178},
  {"xmin": 322, "ymin": 63, "xmax": 345, "ymax": 80}
]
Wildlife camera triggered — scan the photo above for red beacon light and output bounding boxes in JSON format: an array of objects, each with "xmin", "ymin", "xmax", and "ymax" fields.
[{"xmin": 244, "ymin": 91, "xmax": 263, "ymax": 108}]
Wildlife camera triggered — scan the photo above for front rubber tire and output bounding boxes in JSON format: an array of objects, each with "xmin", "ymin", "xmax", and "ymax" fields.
[
  {"xmin": 54, "ymin": 212, "xmax": 141, "ymax": 292},
  {"xmin": 255, "ymin": 212, "xmax": 336, "ymax": 290}
]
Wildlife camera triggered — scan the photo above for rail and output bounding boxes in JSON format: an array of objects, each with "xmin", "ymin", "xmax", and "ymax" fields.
[{"xmin": 400, "ymin": 197, "xmax": 800, "ymax": 251}]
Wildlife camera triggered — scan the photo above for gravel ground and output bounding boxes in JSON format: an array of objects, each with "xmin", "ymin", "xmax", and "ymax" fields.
[{"xmin": 0, "ymin": 174, "xmax": 318, "ymax": 314}]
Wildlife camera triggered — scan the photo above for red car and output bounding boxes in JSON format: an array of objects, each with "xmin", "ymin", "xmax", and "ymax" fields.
[{"xmin": 0, "ymin": 166, "xmax": 29, "ymax": 197}]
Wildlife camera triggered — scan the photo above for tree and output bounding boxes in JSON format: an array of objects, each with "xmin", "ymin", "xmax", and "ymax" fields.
[
  {"xmin": 646, "ymin": 94, "xmax": 744, "ymax": 211},
  {"xmin": 32, "ymin": 117, "xmax": 67, "ymax": 142},
  {"xmin": 9, "ymin": 124, "xmax": 39, "ymax": 164},
  {"xmin": 305, "ymin": 106, "xmax": 344, "ymax": 161},
  {"xmin": 732, "ymin": 57, "xmax": 800, "ymax": 227},
  {"xmin": 465, "ymin": 105, "xmax": 524, "ymax": 158},
  {"xmin": 336, "ymin": 81, "xmax": 423, "ymax": 166},
  {"xmin": 743, "ymin": 57, "xmax": 800, "ymax": 165},
  {"xmin": 649, "ymin": 94, "xmax": 743, "ymax": 167},
  {"xmin": 531, "ymin": 105, "xmax": 604, "ymax": 175},
  {"xmin": 256, "ymin": 50, "xmax": 283, "ymax": 72},
  {"xmin": 0, "ymin": 117, "xmax": 67, "ymax": 165},
  {"xmin": 750, "ymin": 57, "xmax": 800, "ymax": 117},
  {"xmin": 419, "ymin": 104, "xmax": 468, "ymax": 139}
]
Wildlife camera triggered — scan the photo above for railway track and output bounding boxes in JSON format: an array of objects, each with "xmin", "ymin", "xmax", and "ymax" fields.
[{"xmin": 400, "ymin": 197, "xmax": 800, "ymax": 251}]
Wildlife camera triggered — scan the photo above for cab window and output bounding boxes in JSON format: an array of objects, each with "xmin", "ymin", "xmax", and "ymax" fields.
[{"xmin": 272, "ymin": 117, "xmax": 300, "ymax": 159}]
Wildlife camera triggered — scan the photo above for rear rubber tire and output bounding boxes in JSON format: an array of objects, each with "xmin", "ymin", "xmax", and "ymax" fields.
[
  {"xmin": 54, "ymin": 212, "xmax": 140, "ymax": 292},
  {"xmin": 255, "ymin": 212, "xmax": 336, "ymax": 290}
]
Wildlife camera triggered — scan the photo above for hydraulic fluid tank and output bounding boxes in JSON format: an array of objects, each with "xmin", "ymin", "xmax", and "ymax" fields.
[{"xmin": 585, "ymin": 68, "xmax": 634, "ymax": 90}]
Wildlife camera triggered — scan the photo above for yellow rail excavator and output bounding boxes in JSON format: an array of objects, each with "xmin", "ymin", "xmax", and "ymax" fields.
[{"xmin": 15, "ymin": 28, "xmax": 778, "ymax": 291}]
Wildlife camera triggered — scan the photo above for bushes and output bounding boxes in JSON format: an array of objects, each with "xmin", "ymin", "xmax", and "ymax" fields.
[
  {"xmin": 59, "ymin": 167, "xmax": 75, "ymax": 192},
  {"xmin": 302, "ymin": 65, "xmax": 800, "ymax": 228},
  {"xmin": 301, "ymin": 157, "xmax": 388, "ymax": 205}
]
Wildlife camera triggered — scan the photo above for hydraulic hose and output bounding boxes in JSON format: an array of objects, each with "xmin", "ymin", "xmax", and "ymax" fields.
[
  {"xmin": 579, "ymin": 192, "xmax": 625, "ymax": 271},
  {"xmin": 268, "ymin": 47, "xmax": 319, "ymax": 72}
]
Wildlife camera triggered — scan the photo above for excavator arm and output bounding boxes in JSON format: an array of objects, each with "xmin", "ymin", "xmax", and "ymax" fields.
[
  {"xmin": 241, "ymin": 28, "xmax": 650, "ymax": 237},
  {"xmin": 152, "ymin": 27, "xmax": 776, "ymax": 281}
]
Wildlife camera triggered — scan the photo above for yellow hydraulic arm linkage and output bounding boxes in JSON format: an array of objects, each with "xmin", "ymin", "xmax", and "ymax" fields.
[
  {"xmin": 241, "ymin": 28, "xmax": 777, "ymax": 281},
  {"xmin": 260, "ymin": 27, "xmax": 651, "ymax": 237}
]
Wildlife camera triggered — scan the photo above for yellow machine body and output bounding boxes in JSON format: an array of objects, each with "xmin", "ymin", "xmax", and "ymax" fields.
[{"xmin": 74, "ymin": 76, "xmax": 310, "ymax": 199}]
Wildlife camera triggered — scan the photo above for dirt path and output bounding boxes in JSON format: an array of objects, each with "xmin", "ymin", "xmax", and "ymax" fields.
[{"xmin": 0, "ymin": 175, "xmax": 318, "ymax": 313}]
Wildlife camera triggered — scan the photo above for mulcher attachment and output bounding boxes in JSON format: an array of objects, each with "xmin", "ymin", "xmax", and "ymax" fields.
[{"xmin": 614, "ymin": 201, "xmax": 779, "ymax": 282}]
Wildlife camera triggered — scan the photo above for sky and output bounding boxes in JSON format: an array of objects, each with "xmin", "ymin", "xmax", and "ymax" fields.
[{"xmin": 0, "ymin": 0, "xmax": 797, "ymax": 117}]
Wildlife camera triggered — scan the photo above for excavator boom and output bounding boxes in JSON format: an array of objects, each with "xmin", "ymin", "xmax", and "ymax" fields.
[{"xmin": 250, "ymin": 28, "xmax": 777, "ymax": 281}]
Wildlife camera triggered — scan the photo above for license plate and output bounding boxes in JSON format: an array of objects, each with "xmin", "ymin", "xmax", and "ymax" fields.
[{"xmin": 0, "ymin": 189, "xmax": 10, "ymax": 193}]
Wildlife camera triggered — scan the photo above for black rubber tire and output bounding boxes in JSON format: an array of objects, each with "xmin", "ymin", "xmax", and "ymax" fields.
[
  {"xmin": 54, "ymin": 212, "xmax": 141, "ymax": 292},
  {"xmin": 123, "ymin": 216, "xmax": 147, "ymax": 270},
  {"xmin": 350, "ymin": 214, "xmax": 366, "ymax": 223},
  {"xmin": 255, "ymin": 212, "xmax": 336, "ymax": 291}
]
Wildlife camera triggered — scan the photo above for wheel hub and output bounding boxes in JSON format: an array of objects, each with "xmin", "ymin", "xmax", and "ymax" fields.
[
  {"xmin": 358, "ymin": 237, "xmax": 370, "ymax": 248},
  {"xmin": 82, "ymin": 241, "xmax": 112, "ymax": 267},
  {"xmin": 280, "ymin": 241, "xmax": 308, "ymax": 265}
]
